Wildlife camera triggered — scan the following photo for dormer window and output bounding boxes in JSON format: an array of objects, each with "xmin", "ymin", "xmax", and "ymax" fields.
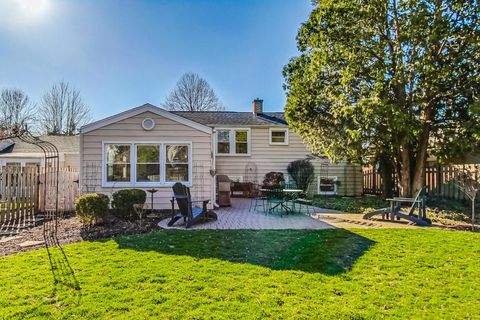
[{"xmin": 269, "ymin": 128, "xmax": 289, "ymax": 145}]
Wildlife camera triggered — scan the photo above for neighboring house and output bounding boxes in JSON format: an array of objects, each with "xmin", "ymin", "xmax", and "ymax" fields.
[
  {"xmin": 0, "ymin": 135, "xmax": 80, "ymax": 170},
  {"xmin": 79, "ymin": 100, "xmax": 362, "ymax": 209}
]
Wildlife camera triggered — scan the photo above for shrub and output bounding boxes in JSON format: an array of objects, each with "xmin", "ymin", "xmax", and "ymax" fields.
[
  {"xmin": 287, "ymin": 159, "xmax": 314, "ymax": 192},
  {"xmin": 111, "ymin": 189, "xmax": 146, "ymax": 220},
  {"xmin": 262, "ymin": 172, "xmax": 285, "ymax": 189},
  {"xmin": 75, "ymin": 193, "xmax": 110, "ymax": 226}
]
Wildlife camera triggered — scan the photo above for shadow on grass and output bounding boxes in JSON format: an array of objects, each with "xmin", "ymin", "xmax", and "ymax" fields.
[
  {"xmin": 114, "ymin": 229, "xmax": 375, "ymax": 275},
  {"xmin": 43, "ymin": 216, "xmax": 82, "ymax": 306}
]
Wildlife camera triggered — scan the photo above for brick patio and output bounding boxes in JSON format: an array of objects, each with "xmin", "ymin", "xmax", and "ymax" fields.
[{"xmin": 158, "ymin": 198, "xmax": 335, "ymax": 230}]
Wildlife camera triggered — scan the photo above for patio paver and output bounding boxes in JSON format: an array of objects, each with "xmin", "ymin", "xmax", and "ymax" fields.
[{"xmin": 158, "ymin": 198, "xmax": 335, "ymax": 230}]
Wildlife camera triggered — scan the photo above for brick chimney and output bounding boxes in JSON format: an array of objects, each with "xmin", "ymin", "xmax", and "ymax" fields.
[{"xmin": 252, "ymin": 98, "xmax": 263, "ymax": 114}]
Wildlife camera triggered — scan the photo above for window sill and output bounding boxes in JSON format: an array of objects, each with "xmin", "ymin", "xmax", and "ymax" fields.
[
  {"xmin": 318, "ymin": 192, "xmax": 337, "ymax": 196},
  {"xmin": 215, "ymin": 153, "xmax": 251, "ymax": 157},
  {"xmin": 102, "ymin": 181, "xmax": 192, "ymax": 188},
  {"xmin": 269, "ymin": 142, "xmax": 289, "ymax": 146}
]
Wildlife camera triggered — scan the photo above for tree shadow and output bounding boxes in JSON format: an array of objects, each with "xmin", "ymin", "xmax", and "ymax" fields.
[
  {"xmin": 114, "ymin": 229, "xmax": 375, "ymax": 275},
  {"xmin": 43, "ymin": 215, "xmax": 82, "ymax": 306}
]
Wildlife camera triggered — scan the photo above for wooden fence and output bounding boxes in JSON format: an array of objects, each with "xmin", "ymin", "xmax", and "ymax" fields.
[
  {"xmin": 363, "ymin": 164, "xmax": 478, "ymax": 200},
  {"xmin": 0, "ymin": 167, "xmax": 79, "ymax": 234}
]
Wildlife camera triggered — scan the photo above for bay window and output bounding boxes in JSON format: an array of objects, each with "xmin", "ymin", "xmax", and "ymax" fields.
[
  {"xmin": 103, "ymin": 142, "xmax": 192, "ymax": 186},
  {"xmin": 216, "ymin": 128, "xmax": 250, "ymax": 156}
]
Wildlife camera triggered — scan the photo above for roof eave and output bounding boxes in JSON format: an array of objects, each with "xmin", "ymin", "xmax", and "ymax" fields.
[{"xmin": 80, "ymin": 103, "xmax": 213, "ymax": 135}]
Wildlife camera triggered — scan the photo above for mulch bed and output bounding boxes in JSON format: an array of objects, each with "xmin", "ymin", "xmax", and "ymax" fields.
[{"xmin": 0, "ymin": 211, "xmax": 171, "ymax": 257}]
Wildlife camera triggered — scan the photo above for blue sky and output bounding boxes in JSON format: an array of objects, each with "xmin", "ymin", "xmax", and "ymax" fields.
[{"xmin": 0, "ymin": 0, "xmax": 311, "ymax": 121}]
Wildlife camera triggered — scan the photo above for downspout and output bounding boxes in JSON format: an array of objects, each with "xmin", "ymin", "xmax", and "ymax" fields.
[{"xmin": 211, "ymin": 128, "xmax": 218, "ymax": 208}]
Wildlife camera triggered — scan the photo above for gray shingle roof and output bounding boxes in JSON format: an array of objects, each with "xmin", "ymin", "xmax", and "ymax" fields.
[
  {"xmin": 172, "ymin": 111, "xmax": 287, "ymax": 126},
  {"xmin": 0, "ymin": 135, "xmax": 79, "ymax": 154}
]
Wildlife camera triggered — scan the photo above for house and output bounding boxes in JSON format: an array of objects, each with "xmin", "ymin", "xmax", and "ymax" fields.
[
  {"xmin": 79, "ymin": 100, "xmax": 362, "ymax": 209},
  {"xmin": 0, "ymin": 135, "xmax": 80, "ymax": 170}
]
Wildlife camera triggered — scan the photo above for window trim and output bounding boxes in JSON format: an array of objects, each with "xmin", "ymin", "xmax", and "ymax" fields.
[
  {"xmin": 215, "ymin": 128, "xmax": 251, "ymax": 156},
  {"xmin": 269, "ymin": 128, "xmax": 289, "ymax": 145},
  {"xmin": 164, "ymin": 143, "xmax": 192, "ymax": 183},
  {"xmin": 317, "ymin": 176, "xmax": 338, "ymax": 195},
  {"xmin": 102, "ymin": 141, "xmax": 193, "ymax": 188},
  {"xmin": 135, "ymin": 144, "xmax": 161, "ymax": 184}
]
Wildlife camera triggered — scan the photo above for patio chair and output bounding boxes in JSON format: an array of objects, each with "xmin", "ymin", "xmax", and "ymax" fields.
[
  {"xmin": 168, "ymin": 182, "xmax": 217, "ymax": 228},
  {"xmin": 293, "ymin": 182, "xmax": 314, "ymax": 216},
  {"xmin": 249, "ymin": 184, "xmax": 268, "ymax": 213},
  {"xmin": 363, "ymin": 187, "xmax": 431, "ymax": 226}
]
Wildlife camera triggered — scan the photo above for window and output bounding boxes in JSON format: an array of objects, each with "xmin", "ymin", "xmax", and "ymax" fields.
[
  {"xmin": 216, "ymin": 128, "xmax": 250, "ymax": 155},
  {"xmin": 269, "ymin": 128, "xmax": 289, "ymax": 145},
  {"xmin": 217, "ymin": 130, "xmax": 230, "ymax": 154},
  {"xmin": 165, "ymin": 144, "xmax": 189, "ymax": 182},
  {"xmin": 106, "ymin": 144, "xmax": 131, "ymax": 182},
  {"xmin": 235, "ymin": 130, "xmax": 248, "ymax": 154},
  {"xmin": 103, "ymin": 142, "xmax": 191, "ymax": 186},
  {"xmin": 317, "ymin": 176, "xmax": 338, "ymax": 195},
  {"xmin": 136, "ymin": 144, "xmax": 160, "ymax": 182}
]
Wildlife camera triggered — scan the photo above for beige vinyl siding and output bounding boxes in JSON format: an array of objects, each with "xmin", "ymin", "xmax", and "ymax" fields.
[
  {"xmin": 215, "ymin": 127, "xmax": 363, "ymax": 196},
  {"xmin": 310, "ymin": 161, "xmax": 363, "ymax": 196},
  {"xmin": 215, "ymin": 127, "xmax": 309, "ymax": 180},
  {"xmin": 80, "ymin": 111, "xmax": 212, "ymax": 209}
]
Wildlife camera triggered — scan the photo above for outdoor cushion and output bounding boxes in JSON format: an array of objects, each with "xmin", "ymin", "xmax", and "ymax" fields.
[{"xmin": 192, "ymin": 206, "xmax": 203, "ymax": 218}]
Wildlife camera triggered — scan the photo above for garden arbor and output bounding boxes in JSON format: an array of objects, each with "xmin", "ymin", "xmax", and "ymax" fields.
[{"xmin": 0, "ymin": 126, "xmax": 60, "ymax": 235}]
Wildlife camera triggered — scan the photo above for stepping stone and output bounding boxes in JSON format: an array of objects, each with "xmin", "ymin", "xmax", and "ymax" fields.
[
  {"xmin": 0, "ymin": 235, "xmax": 23, "ymax": 243},
  {"xmin": 18, "ymin": 240, "xmax": 45, "ymax": 248}
]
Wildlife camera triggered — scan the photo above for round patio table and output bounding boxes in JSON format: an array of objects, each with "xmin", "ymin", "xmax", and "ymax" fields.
[{"xmin": 265, "ymin": 188, "xmax": 303, "ymax": 214}]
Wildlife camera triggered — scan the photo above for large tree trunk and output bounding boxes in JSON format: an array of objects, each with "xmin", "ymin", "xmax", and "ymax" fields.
[
  {"xmin": 398, "ymin": 147, "xmax": 412, "ymax": 197},
  {"xmin": 397, "ymin": 121, "xmax": 430, "ymax": 197},
  {"xmin": 379, "ymin": 155, "xmax": 394, "ymax": 198}
]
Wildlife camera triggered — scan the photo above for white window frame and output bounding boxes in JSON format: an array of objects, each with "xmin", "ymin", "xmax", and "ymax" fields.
[
  {"xmin": 164, "ymin": 143, "xmax": 192, "ymax": 184},
  {"xmin": 135, "ymin": 144, "xmax": 161, "ymax": 185},
  {"xmin": 102, "ymin": 141, "xmax": 193, "ymax": 188},
  {"xmin": 317, "ymin": 176, "xmax": 338, "ymax": 195},
  {"xmin": 215, "ymin": 128, "xmax": 251, "ymax": 156},
  {"xmin": 269, "ymin": 128, "xmax": 289, "ymax": 145}
]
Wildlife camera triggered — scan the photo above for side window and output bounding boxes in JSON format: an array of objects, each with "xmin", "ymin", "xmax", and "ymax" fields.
[{"xmin": 269, "ymin": 128, "xmax": 288, "ymax": 145}]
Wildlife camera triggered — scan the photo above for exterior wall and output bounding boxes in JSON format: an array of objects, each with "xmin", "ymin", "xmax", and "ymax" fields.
[
  {"xmin": 80, "ymin": 111, "xmax": 212, "ymax": 209},
  {"xmin": 64, "ymin": 153, "xmax": 80, "ymax": 170},
  {"xmin": 215, "ymin": 127, "xmax": 309, "ymax": 182},
  {"xmin": 215, "ymin": 127, "xmax": 363, "ymax": 196},
  {"xmin": 310, "ymin": 160, "xmax": 363, "ymax": 196}
]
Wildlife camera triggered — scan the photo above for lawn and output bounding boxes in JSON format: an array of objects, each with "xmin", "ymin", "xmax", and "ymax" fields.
[{"xmin": 0, "ymin": 229, "xmax": 479, "ymax": 319}]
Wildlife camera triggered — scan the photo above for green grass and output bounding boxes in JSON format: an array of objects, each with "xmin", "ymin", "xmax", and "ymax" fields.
[{"xmin": 1, "ymin": 229, "xmax": 479, "ymax": 319}]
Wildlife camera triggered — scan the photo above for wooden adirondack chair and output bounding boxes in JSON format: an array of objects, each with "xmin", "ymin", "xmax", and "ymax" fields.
[
  {"xmin": 168, "ymin": 182, "xmax": 217, "ymax": 228},
  {"xmin": 363, "ymin": 187, "xmax": 431, "ymax": 226}
]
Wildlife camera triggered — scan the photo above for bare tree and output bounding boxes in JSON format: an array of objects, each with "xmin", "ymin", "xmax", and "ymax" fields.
[
  {"xmin": 163, "ymin": 73, "xmax": 225, "ymax": 111},
  {"xmin": 0, "ymin": 88, "xmax": 35, "ymax": 131},
  {"xmin": 39, "ymin": 81, "xmax": 91, "ymax": 135},
  {"xmin": 453, "ymin": 167, "xmax": 480, "ymax": 231}
]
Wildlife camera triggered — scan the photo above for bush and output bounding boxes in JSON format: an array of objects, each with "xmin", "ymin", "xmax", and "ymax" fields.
[
  {"xmin": 287, "ymin": 159, "xmax": 314, "ymax": 192},
  {"xmin": 313, "ymin": 196, "xmax": 388, "ymax": 214},
  {"xmin": 111, "ymin": 189, "xmax": 146, "ymax": 220},
  {"xmin": 262, "ymin": 172, "xmax": 285, "ymax": 189},
  {"xmin": 75, "ymin": 193, "xmax": 110, "ymax": 226}
]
